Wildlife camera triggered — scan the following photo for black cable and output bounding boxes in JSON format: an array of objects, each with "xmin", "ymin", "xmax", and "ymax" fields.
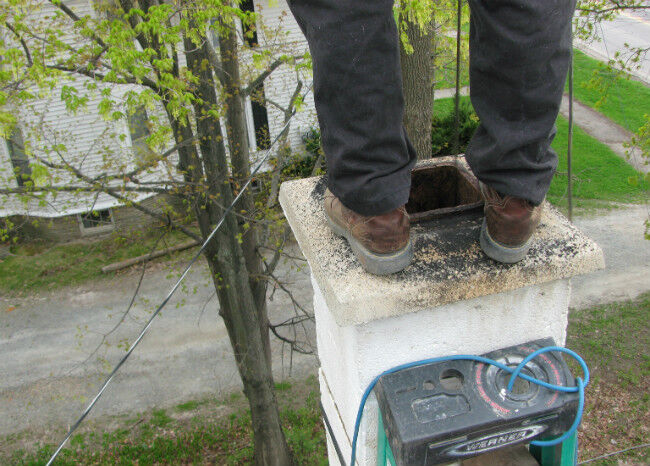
[
  {"xmin": 578, "ymin": 442, "xmax": 650, "ymax": 464},
  {"xmin": 568, "ymin": 25, "xmax": 574, "ymax": 221},
  {"xmin": 453, "ymin": 0, "xmax": 463, "ymax": 156},
  {"xmin": 44, "ymin": 86, "xmax": 311, "ymax": 465},
  {"xmin": 319, "ymin": 400, "xmax": 348, "ymax": 466}
]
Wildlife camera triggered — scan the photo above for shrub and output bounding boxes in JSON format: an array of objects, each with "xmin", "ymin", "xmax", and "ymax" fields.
[
  {"xmin": 431, "ymin": 101, "xmax": 479, "ymax": 157},
  {"xmin": 280, "ymin": 151, "xmax": 320, "ymax": 178},
  {"xmin": 302, "ymin": 127, "xmax": 322, "ymax": 157},
  {"xmin": 300, "ymin": 108, "xmax": 479, "ymax": 162}
]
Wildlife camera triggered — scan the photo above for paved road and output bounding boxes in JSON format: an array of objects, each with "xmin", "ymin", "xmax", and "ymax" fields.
[
  {"xmin": 576, "ymin": 6, "xmax": 650, "ymax": 84},
  {"xmin": 0, "ymin": 248, "xmax": 317, "ymax": 438}
]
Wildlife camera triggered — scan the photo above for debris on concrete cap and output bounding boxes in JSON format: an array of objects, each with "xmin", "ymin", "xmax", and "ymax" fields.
[{"xmin": 279, "ymin": 158, "xmax": 605, "ymax": 327}]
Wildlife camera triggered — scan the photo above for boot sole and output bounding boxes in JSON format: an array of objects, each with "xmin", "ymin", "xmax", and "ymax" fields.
[
  {"xmin": 326, "ymin": 216, "xmax": 413, "ymax": 275},
  {"xmin": 479, "ymin": 217, "xmax": 532, "ymax": 264}
]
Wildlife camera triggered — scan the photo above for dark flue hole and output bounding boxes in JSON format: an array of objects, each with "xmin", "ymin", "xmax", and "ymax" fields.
[
  {"xmin": 405, "ymin": 165, "xmax": 482, "ymax": 219},
  {"xmin": 439, "ymin": 369, "xmax": 464, "ymax": 391}
]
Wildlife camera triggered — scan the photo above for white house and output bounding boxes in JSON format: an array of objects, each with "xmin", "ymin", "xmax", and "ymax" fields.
[{"xmin": 0, "ymin": 0, "xmax": 316, "ymax": 241}]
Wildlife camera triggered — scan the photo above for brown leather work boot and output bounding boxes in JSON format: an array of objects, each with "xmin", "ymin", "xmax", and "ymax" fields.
[
  {"xmin": 324, "ymin": 189, "xmax": 413, "ymax": 275},
  {"xmin": 479, "ymin": 182, "xmax": 543, "ymax": 264}
]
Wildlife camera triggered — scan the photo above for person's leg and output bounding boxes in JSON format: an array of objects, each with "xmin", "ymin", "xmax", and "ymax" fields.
[
  {"xmin": 465, "ymin": 0, "xmax": 576, "ymax": 263},
  {"xmin": 288, "ymin": 0, "xmax": 417, "ymax": 216},
  {"xmin": 465, "ymin": 0, "xmax": 576, "ymax": 205}
]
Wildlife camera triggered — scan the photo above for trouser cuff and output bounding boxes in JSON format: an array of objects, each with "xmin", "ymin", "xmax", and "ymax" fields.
[{"xmin": 331, "ymin": 183, "xmax": 411, "ymax": 217}]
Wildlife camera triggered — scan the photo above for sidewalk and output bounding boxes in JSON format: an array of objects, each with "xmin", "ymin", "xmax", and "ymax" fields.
[
  {"xmin": 570, "ymin": 204, "xmax": 650, "ymax": 309},
  {"xmin": 559, "ymin": 95, "xmax": 648, "ymax": 174}
]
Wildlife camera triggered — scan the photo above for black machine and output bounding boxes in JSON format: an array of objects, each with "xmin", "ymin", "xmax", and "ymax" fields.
[{"xmin": 374, "ymin": 338, "xmax": 579, "ymax": 465}]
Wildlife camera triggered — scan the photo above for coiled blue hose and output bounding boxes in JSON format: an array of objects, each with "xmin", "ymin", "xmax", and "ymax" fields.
[{"xmin": 349, "ymin": 346, "xmax": 589, "ymax": 466}]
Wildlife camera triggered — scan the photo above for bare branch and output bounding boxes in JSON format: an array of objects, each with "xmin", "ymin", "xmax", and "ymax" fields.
[
  {"xmin": 92, "ymin": 136, "xmax": 200, "ymax": 182},
  {"xmin": 258, "ymin": 227, "xmax": 291, "ymax": 276},
  {"xmin": 27, "ymin": 149, "xmax": 202, "ymax": 242},
  {"xmin": 265, "ymin": 80, "xmax": 303, "ymax": 211},
  {"xmin": 263, "ymin": 96, "xmax": 288, "ymax": 113},
  {"xmin": 270, "ymin": 321, "xmax": 314, "ymax": 355},
  {"xmin": 49, "ymin": 0, "xmax": 107, "ymax": 49},
  {"xmin": 265, "ymin": 268, "xmax": 313, "ymax": 320},
  {"xmin": 4, "ymin": 22, "xmax": 33, "ymax": 67},
  {"xmin": 577, "ymin": 4, "xmax": 650, "ymax": 13},
  {"xmin": 106, "ymin": 188, "xmax": 201, "ymax": 241},
  {"xmin": 64, "ymin": 227, "xmax": 170, "ymax": 374},
  {"xmin": 243, "ymin": 56, "xmax": 303, "ymax": 96}
]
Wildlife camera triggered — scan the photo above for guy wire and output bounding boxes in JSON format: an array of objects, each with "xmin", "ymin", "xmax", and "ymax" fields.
[
  {"xmin": 45, "ymin": 83, "xmax": 311, "ymax": 466},
  {"xmin": 568, "ymin": 26, "xmax": 574, "ymax": 222}
]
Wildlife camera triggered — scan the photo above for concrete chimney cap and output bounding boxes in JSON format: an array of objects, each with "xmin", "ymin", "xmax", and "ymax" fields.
[{"xmin": 279, "ymin": 157, "xmax": 605, "ymax": 327}]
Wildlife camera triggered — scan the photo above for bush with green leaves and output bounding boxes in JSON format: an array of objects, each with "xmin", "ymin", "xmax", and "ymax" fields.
[
  {"xmin": 431, "ymin": 101, "xmax": 479, "ymax": 157},
  {"xmin": 302, "ymin": 127, "xmax": 322, "ymax": 158},
  {"xmin": 301, "ymin": 104, "xmax": 480, "ymax": 161}
]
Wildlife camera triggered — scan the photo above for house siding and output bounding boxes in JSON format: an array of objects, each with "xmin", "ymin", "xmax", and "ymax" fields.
[
  {"xmin": 1, "ymin": 0, "xmax": 317, "ymax": 230},
  {"xmin": 10, "ymin": 194, "xmax": 180, "ymax": 243},
  {"xmin": 1, "ymin": 0, "xmax": 163, "ymax": 219},
  {"xmin": 254, "ymin": 0, "xmax": 317, "ymax": 149}
]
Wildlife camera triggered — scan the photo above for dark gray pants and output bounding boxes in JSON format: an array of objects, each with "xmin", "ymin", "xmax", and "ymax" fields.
[{"xmin": 288, "ymin": 0, "xmax": 576, "ymax": 215}]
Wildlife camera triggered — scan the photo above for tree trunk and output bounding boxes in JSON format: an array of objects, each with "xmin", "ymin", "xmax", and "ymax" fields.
[
  {"xmin": 400, "ymin": 18, "xmax": 434, "ymax": 160},
  {"xmin": 205, "ymin": 236, "xmax": 293, "ymax": 466},
  {"xmin": 183, "ymin": 30, "xmax": 293, "ymax": 466},
  {"xmin": 218, "ymin": 23, "xmax": 272, "ymax": 368}
]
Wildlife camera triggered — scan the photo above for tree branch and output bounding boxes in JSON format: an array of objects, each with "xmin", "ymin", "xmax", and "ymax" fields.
[
  {"xmin": 0, "ymin": 185, "xmax": 167, "ymax": 195},
  {"xmin": 577, "ymin": 5, "xmax": 650, "ymax": 13},
  {"xmin": 204, "ymin": 39, "xmax": 227, "ymax": 85},
  {"xmin": 243, "ymin": 56, "xmax": 302, "ymax": 96},
  {"xmin": 49, "ymin": 0, "xmax": 107, "ymax": 48},
  {"xmin": 28, "ymin": 149, "xmax": 202, "ymax": 242},
  {"xmin": 92, "ymin": 136, "xmax": 200, "ymax": 182},
  {"xmin": 265, "ymin": 80, "xmax": 302, "ymax": 211},
  {"xmin": 4, "ymin": 22, "xmax": 33, "ymax": 67},
  {"xmin": 47, "ymin": 63, "xmax": 163, "ymax": 94}
]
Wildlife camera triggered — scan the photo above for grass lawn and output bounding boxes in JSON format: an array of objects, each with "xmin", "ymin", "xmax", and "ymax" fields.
[
  {"xmin": 566, "ymin": 293, "xmax": 650, "ymax": 466},
  {"xmin": 4, "ymin": 295, "xmax": 649, "ymax": 465},
  {"xmin": 433, "ymin": 95, "xmax": 467, "ymax": 115},
  {"xmin": 433, "ymin": 96, "xmax": 649, "ymax": 208},
  {"xmin": 548, "ymin": 115, "xmax": 648, "ymax": 207},
  {"xmin": 571, "ymin": 50, "xmax": 650, "ymax": 133},
  {"xmin": 436, "ymin": 49, "xmax": 650, "ymax": 133},
  {"xmin": 0, "ymin": 226, "xmax": 193, "ymax": 295},
  {"xmin": 4, "ymin": 377, "xmax": 328, "ymax": 466}
]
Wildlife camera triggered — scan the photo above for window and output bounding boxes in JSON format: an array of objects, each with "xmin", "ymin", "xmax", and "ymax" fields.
[
  {"xmin": 128, "ymin": 106, "xmax": 152, "ymax": 160},
  {"xmin": 78, "ymin": 209, "xmax": 114, "ymax": 235},
  {"xmin": 249, "ymin": 85, "xmax": 270, "ymax": 151},
  {"xmin": 6, "ymin": 127, "xmax": 31, "ymax": 187},
  {"xmin": 240, "ymin": 0, "xmax": 259, "ymax": 48}
]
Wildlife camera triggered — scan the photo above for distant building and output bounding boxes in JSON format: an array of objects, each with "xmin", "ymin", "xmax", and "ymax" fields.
[{"xmin": 0, "ymin": 0, "xmax": 316, "ymax": 242}]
